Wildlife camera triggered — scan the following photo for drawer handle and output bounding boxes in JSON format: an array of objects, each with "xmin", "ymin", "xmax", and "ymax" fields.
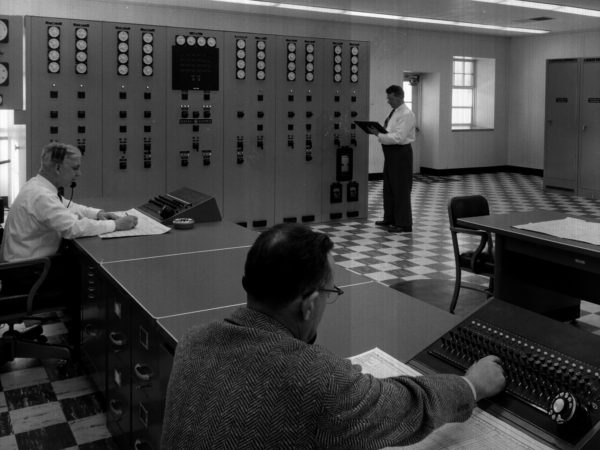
[
  {"xmin": 109, "ymin": 399, "xmax": 123, "ymax": 418},
  {"xmin": 109, "ymin": 331, "xmax": 127, "ymax": 347},
  {"xmin": 134, "ymin": 363, "xmax": 154, "ymax": 382}
]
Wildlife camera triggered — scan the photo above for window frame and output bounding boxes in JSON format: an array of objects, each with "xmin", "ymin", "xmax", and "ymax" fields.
[{"xmin": 452, "ymin": 57, "xmax": 476, "ymax": 128}]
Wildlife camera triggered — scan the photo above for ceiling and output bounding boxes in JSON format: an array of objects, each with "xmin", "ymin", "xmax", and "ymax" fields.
[{"xmin": 114, "ymin": 0, "xmax": 600, "ymax": 36}]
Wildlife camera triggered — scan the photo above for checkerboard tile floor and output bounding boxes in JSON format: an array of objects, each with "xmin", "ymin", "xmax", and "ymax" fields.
[{"xmin": 1, "ymin": 172, "xmax": 600, "ymax": 449}]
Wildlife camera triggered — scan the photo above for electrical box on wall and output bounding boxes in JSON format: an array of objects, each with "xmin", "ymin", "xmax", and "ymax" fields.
[{"xmin": 0, "ymin": 16, "xmax": 24, "ymax": 110}]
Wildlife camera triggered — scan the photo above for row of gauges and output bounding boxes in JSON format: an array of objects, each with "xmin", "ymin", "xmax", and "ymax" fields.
[
  {"xmin": 116, "ymin": 30, "xmax": 154, "ymax": 76},
  {"xmin": 285, "ymin": 41, "xmax": 317, "ymax": 82},
  {"xmin": 47, "ymin": 25, "xmax": 90, "ymax": 74},
  {"xmin": 0, "ymin": 18, "xmax": 8, "ymax": 93},
  {"xmin": 333, "ymin": 44, "xmax": 360, "ymax": 83},
  {"xmin": 175, "ymin": 34, "xmax": 217, "ymax": 47},
  {"xmin": 235, "ymin": 38, "xmax": 267, "ymax": 80}
]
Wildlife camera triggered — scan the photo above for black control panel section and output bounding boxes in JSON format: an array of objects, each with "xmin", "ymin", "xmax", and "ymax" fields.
[
  {"xmin": 137, "ymin": 186, "xmax": 221, "ymax": 225},
  {"xmin": 411, "ymin": 300, "xmax": 600, "ymax": 449}
]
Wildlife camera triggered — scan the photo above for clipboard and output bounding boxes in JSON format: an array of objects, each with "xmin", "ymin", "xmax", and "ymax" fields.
[{"xmin": 354, "ymin": 121, "xmax": 388, "ymax": 134}]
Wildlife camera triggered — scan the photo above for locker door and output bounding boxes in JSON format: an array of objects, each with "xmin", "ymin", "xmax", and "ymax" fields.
[
  {"xmin": 544, "ymin": 59, "xmax": 579, "ymax": 191},
  {"xmin": 578, "ymin": 59, "xmax": 600, "ymax": 198}
]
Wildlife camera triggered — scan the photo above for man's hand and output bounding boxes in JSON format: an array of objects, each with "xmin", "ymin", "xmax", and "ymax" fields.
[
  {"xmin": 114, "ymin": 215, "xmax": 138, "ymax": 231},
  {"xmin": 465, "ymin": 355, "xmax": 506, "ymax": 401},
  {"xmin": 98, "ymin": 210, "xmax": 122, "ymax": 220},
  {"xmin": 367, "ymin": 126, "xmax": 379, "ymax": 136}
]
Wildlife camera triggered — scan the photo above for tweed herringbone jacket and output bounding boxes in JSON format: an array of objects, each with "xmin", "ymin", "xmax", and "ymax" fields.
[{"xmin": 161, "ymin": 307, "xmax": 475, "ymax": 449}]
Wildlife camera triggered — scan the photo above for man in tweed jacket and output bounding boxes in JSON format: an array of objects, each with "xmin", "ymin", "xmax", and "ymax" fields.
[{"xmin": 162, "ymin": 224, "xmax": 505, "ymax": 449}]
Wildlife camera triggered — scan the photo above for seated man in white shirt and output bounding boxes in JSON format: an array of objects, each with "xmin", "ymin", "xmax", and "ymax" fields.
[{"xmin": 0, "ymin": 142, "xmax": 137, "ymax": 349}]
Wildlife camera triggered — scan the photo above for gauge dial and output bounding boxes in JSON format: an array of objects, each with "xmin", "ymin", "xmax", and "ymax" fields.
[
  {"xmin": 256, "ymin": 70, "xmax": 265, "ymax": 80},
  {"xmin": 76, "ymin": 39, "xmax": 87, "ymax": 51},
  {"xmin": 351, "ymin": 46, "xmax": 359, "ymax": 56},
  {"xmin": 306, "ymin": 43, "xmax": 314, "ymax": 53},
  {"xmin": 237, "ymin": 49, "xmax": 246, "ymax": 59},
  {"xmin": 287, "ymin": 72, "xmax": 296, "ymax": 81},
  {"xmin": 76, "ymin": 51, "xmax": 87, "ymax": 62},
  {"xmin": 256, "ymin": 40, "xmax": 266, "ymax": 50},
  {"xmin": 334, "ymin": 64, "xmax": 342, "ymax": 73},
  {"xmin": 118, "ymin": 64, "xmax": 129, "ymax": 75},
  {"xmin": 287, "ymin": 61, "xmax": 296, "ymax": 71},
  {"xmin": 0, "ymin": 63, "xmax": 8, "ymax": 85},
  {"xmin": 257, "ymin": 50, "xmax": 266, "ymax": 61},
  {"xmin": 351, "ymin": 65, "xmax": 358, "ymax": 74},
  {"xmin": 0, "ymin": 20, "xmax": 8, "ymax": 43},
  {"xmin": 48, "ymin": 50, "xmax": 60, "ymax": 61},
  {"xmin": 334, "ymin": 73, "xmax": 342, "ymax": 82},
  {"xmin": 306, "ymin": 53, "xmax": 314, "ymax": 63},
  {"xmin": 186, "ymin": 36, "xmax": 196, "ymax": 46},
  {"xmin": 236, "ymin": 39, "xmax": 246, "ymax": 49},
  {"xmin": 48, "ymin": 38, "xmax": 60, "ymax": 49},
  {"xmin": 142, "ymin": 32, "xmax": 153, "ymax": 43},
  {"xmin": 305, "ymin": 72, "xmax": 314, "ymax": 82},
  {"xmin": 306, "ymin": 62, "xmax": 314, "ymax": 72},
  {"xmin": 350, "ymin": 73, "xmax": 358, "ymax": 83},
  {"xmin": 256, "ymin": 60, "xmax": 266, "ymax": 70},
  {"xmin": 48, "ymin": 61, "xmax": 60, "ymax": 73},
  {"xmin": 118, "ymin": 53, "xmax": 129, "ymax": 64},
  {"xmin": 76, "ymin": 63, "xmax": 87, "ymax": 74},
  {"xmin": 237, "ymin": 69, "xmax": 246, "ymax": 79},
  {"xmin": 143, "ymin": 44, "xmax": 153, "ymax": 54},
  {"xmin": 334, "ymin": 54, "xmax": 342, "ymax": 64},
  {"xmin": 118, "ymin": 42, "xmax": 129, "ymax": 53},
  {"xmin": 207, "ymin": 37, "xmax": 216, "ymax": 47},
  {"xmin": 175, "ymin": 35, "xmax": 185, "ymax": 46},
  {"xmin": 118, "ymin": 31, "xmax": 129, "ymax": 42},
  {"xmin": 197, "ymin": 36, "xmax": 206, "ymax": 47},
  {"xmin": 351, "ymin": 55, "xmax": 359, "ymax": 64},
  {"xmin": 287, "ymin": 42, "xmax": 296, "ymax": 52},
  {"xmin": 48, "ymin": 26, "xmax": 60, "ymax": 38},
  {"xmin": 333, "ymin": 45, "xmax": 342, "ymax": 55},
  {"xmin": 236, "ymin": 59, "xmax": 246, "ymax": 69},
  {"xmin": 287, "ymin": 52, "xmax": 296, "ymax": 62},
  {"xmin": 143, "ymin": 65, "xmax": 153, "ymax": 76},
  {"xmin": 143, "ymin": 54, "xmax": 153, "ymax": 65},
  {"xmin": 76, "ymin": 28, "xmax": 88, "ymax": 39}
]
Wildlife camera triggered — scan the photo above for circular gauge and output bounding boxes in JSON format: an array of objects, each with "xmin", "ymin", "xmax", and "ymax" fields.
[
  {"xmin": 256, "ymin": 40, "xmax": 266, "ymax": 50},
  {"xmin": 350, "ymin": 73, "xmax": 358, "ymax": 83},
  {"xmin": 175, "ymin": 35, "xmax": 185, "ymax": 46},
  {"xmin": 351, "ymin": 55, "xmax": 359, "ymax": 64},
  {"xmin": 237, "ymin": 49, "xmax": 246, "ymax": 59},
  {"xmin": 351, "ymin": 46, "xmax": 359, "ymax": 56},
  {"xmin": 118, "ymin": 53, "xmax": 129, "ymax": 64},
  {"xmin": 351, "ymin": 65, "xmax": 358, "ymax": 74},
  {"xmin": 256, "ymin": 70, "xmax": 265, "ymax": 80},
  {"xmin": 306, "ymin": 53, "xmax": 314, "ymax": 63},
  {"xmin": 306, "ymin": 43, "xmax": 314, "ymax": 53},
  {"xmin": 48, "ymin": 50, "xmax": 60, "ymax": 61},
  {"xmin": 236, "ymin": 39, "xmax": 246, "ymax": 49},
  {"xmin": 142, "ymin": 32, "xmax": 153, "ymax": 43},
  {"xmin": 287, "ymin": 52, "xmax": 296, "ymax": 62},
  {"xmin": 334, "ymin": 45, "xmax": 342, "ymax": 55},
  {"xmin": 143, "ymin": 65, "xmax": 153, "ymax": 76},
  {"xmin": 76, "ymin": 39, "xmax": 87, "ymax": 51},
  {"xmin": 236, "ymin": 69, "xmax": 246, "ymax": 79},
  {"xmin": 334, "ymin": 54, "xmax": 342, "ymax": 64},
  {"xmin": 236, "ymin": 59, "xmax": 246, "ymax": 69},
  {"xmin": 48, "ymin": 38, "xmax": 60, "ymax": 49},
  {"xmin": 143, "ymin": 44, "xmax": 153, "ymax": 54},
  {"xmin": 118, "ymin": 64, "xmax": 129, "ymax": 75},
  {"xmin": 197, "ymin": 36, "xmax": 206, "ymax": 47},
  {"xmin": 76, "ymin": 51, "xmax": 87, "ymax": 62},
  {"xmin": 334, "ymin": 63, "xmax": 342, "ymax": 73},
  {"xmin": 287, "ymin": 72, "xmax": 296, "ymax": 81},
  {"xmin": 306, "ymin": 62, "xmax": 314, "ymax": 72},
  {"xmin": 287, "ymin": 61, "xmax": 296, "ymax": 71},
  {"xmin": 76, "ymin": 63, "xmax": 87, "ymax": 74},
  {"xmin": 118, "ymin": 31, "xmax": 129, "ymax": 42},
  {"xmin": 48, "ymin": 26, "xmax": 60, "ymax": 38},
  {"xmin": 118, "ymin": 42, "xmax": 129, "ymax": 53},
  {"xmin": 48, "ymin": 61, "xmax": 60, "ymax": 73},
  {"xmin": 0, "ymin": 63, "xmax": 8, "ymax": 85},
  {"xmin": 287, "ymin": 42, "xmax": 296, "ymax": 52},
  {"xmin": 256, "ymin": 60, "xmax": 266, "ymax": 70},
  {"xmin": 186, "ymin": 35, "xmax": 196, "ymax": 46},
  {"xmin": 143, "ymin": 54, "xmax": 153, "ymax": 65},
  {"xmin": 207, "ymin": 37, "xmax": 216, "ymax": 47},
  {"xmin": 305, "ymin": 72, "xmax": 314, "ymax": 82},
  {"xmin": 0, "ymin": 20, "xmax": 9, "ymax": 42},
  {"xmin": 76, "ymin": 28, "xmax": 88, "ymax": 39},
  {"xmin": 257, "ymin": 50, "xmax": 266, "ymax": 61},
  {"xmin": 334, "ymin": 73, "xmax": 342, "ymax": 82}
]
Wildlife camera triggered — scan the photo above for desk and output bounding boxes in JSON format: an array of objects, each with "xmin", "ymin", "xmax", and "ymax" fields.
[{"xmin": 458, "ymin": 210, "xmax": 600, "ymax": 321}]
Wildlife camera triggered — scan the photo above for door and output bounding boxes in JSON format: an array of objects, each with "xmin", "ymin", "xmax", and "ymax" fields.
[
  {"xmin": 403, "ymin": 77, "xmax": 420, "ymax": 173},
  {"xmin": 577, "ymin": 58, "xmax": 600, "ymax": 198}
]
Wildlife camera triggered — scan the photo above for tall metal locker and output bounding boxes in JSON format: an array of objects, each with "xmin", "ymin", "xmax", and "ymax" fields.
[
  {"xmin": 577, "ymin": 58, "xmax": 600, "ymax": 199},
  {"xmin": 544, "ymin": 59, "xmax": 579, "ymax": 191}
]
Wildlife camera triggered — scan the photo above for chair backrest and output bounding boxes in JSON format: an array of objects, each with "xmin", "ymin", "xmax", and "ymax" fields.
[{"xmin": 448, "ymin": 195, "xmax": 490, "ymax": 228}]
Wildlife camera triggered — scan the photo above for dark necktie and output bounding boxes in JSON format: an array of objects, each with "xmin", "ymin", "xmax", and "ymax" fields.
[
  {"xmin": 384, "ymin": 108, "xmax": 396, "ymax": 127},
  {"xmin": 57, "ymin": 187, "xmax": 64, "ymax": 202}
]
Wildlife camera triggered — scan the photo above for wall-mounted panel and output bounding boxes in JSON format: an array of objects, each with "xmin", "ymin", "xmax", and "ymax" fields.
[{"xmin": 0, "ymin": 15, "xmax": 24, "ymax": 110}]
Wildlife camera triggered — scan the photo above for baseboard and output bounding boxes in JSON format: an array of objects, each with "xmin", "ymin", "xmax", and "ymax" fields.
[{"xmin": 368, "ymin": 166, "xmax": 543, "ymax": 180}]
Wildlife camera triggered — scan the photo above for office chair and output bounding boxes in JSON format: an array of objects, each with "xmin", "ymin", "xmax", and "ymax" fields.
[
  {"xmin": 447, "ymin": 195, "xmax": 495, "ymax": 314},
  {"xmin": 0, "ymin": 225, "xmax": 71, "ymax": 365}
]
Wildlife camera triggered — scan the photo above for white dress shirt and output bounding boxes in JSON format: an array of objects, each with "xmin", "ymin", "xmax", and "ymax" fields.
[
  {"xmin": 377, "ymin": 103, "xmax": 416, "ymax": 146},
  {"xmin": 1, "ymin": 174, "xmax": 116, "ymax": 261}
]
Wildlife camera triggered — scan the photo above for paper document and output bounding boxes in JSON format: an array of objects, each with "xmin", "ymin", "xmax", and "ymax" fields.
[
  {"xmin": 99, "ymin": 208, "xmax": 171, "ymax": 239},
  {"xmin": 349, "ymin": 348, "xmax": 553, "ymax": 450},
  {"xmin": 514, "ymin": 217, "xmax": 600, "ymax": 246}
]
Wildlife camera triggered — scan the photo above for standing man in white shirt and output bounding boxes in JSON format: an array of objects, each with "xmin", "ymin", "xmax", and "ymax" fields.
[{"xmin": 369, "ymin": 85, "xmax": 416, "ymax": 233}]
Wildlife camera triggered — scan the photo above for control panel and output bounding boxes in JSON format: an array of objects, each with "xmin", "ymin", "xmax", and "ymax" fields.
[{"xmin": 0, "ymin": 15, "xmax": 24, "ymax": 110}]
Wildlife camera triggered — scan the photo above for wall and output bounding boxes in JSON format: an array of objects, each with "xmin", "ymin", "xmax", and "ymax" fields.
[
  {"xmin": 7, "ymin": 0, "xmax": 511, "ymax": 174},
  {"xmin": 508, "ymin": 30, "xmax": 600, "ymax": 169}
]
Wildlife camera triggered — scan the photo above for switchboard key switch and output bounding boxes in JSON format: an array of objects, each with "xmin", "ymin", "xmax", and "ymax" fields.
[
  {"xmin": 351, "ymin": 111, "xmax": 358, "ymax": 118},
  {"xmin": 306, "ymin": 95, "xmax": 312, "ymax": 102},
  {"xmin": 288, "ymin": 124, "xmax": 294, "ymax": 131},
  {"xmin": 144, "ymin": 126, "xmax": 151, "ymax": 133},
  {"xmin": 257, "ymin": 111, "xmax": 264, "ymax": 118},
  {"xmin": 305, "ymin": 136, "xmax": 313, "ymax": 150},
  {"xmin": 306, "ymin": 111, "xmax": 313, "ymax": 118},
  {"xmin": 203, "ymin": 110, "xmax": 211, "ymax": 118},
  {"xmin": 144, "ymin": 143, "xmax": 151, "ymax": 151},
  {"xmin": 50, "ymin": 90, "xmax": 58, "ymax": 98},
  {"xmin": 334, "ymin": 123, "xmax": 340, "ymax": 130},
  {"xmin": 288, "ymin": 111, "xmax": 295, "ymax": 118},
  {"xmin": 50, "ymin": 110, "xmax": 58, "ymax": 119},
  {"xmin": 288, "ymin": 95, "xmax": 294, "ymax": 102},
  {"xmin": 334, "ymin": 111, "xmax": 341, "ymax": 118},
  {"xmin": 119, "ymin": 111, "xmax": 127, "ymax": 119},
  {"xmin": 305, "ymin": 149, "xmax": 313, "ymax": 162},
  {"xmin": 119, "ymin": 92, "xmax": 126, "ymax": 99},
  {"xmin": 144, "ymin": 92, "xmax": 151, "ymax": 100},
  {"xmin": 351, "ymin": 96, "xmax": 357, "ymax": 102},
  {"xmin": 144, "ymin": 154, "xmax": 151, "ymax": 168},
  {"xmin": 181, "ymin": 110, "xmax": 189, "ymax": 119},
  {"xmin": 180, "ymin": 151, "xmax": 190, "ymax": 167},
  {"xmin": 306, "ymin": 124, "xmax": 312, "ymax": 131},
  {"xmin": 334, "ymin": 95, "xmax": 340, "ymax": 102},
  {"xmin": 78, "ymin": 91, "xmax": 86, "ymax": 99},
  {"xmin": 50, "ymin": 126, "xmax": 59, "ymax": 134},
  {"xmin": 202, "ymin": 150, "xmax": 212, "ymax": 166},
  {"xmin": 119, "ymin": 143, "xmax": 127, "ymax": 153},
  {"xmin": 192, "ymin": 111, "xmax": 200, "ymax": 118},
  {"xmin": 257, "ymin": 136, "xmax": 264, "ymax": 150},
  {"xmin": 119, "ymin": 157, "xmax": 127, "ymax": 170},
  {"xmin": 236, "ymin": 150, "xmax": 244, "ymax": 165},
  {"xmin": 120, "ymin": 126, "xmax": 127, "ymax": 133},
  {"xmin": 257, "ymin": 94, "xmax": 263, "ymax": 101},
  {"xmin": 237, "ymin": 111, "xmax": 244, "ymax": 118},
  {"xmin": 257, "ymin": 124, "xmax": 264, "ymax": 131},
  {"xmin": 287, "ymin": 136, "xmax": 294, "ymax": 149},
  {"xmin": 78, "ymin": 126, "xmax": 86, "ymax": 134},
  {"xmin": 77, "ymin": 110, "xmax": 85, "ymax": 119},
  {"xmin": 144, "ymin": 111, "xmax": 151, "ymax": 118}
]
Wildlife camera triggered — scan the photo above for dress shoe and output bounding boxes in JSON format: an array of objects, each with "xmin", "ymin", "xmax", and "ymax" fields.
[
  {"xmin": 375, "ymin": 220, "xmax": 391, "ymax": 226},
  {"xmin": 388, "ymin": 225, "xmax": 412, "ymax": 233}
]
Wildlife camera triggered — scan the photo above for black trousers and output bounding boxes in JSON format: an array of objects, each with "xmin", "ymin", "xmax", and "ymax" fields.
[{"xmin": 382, "ymin": 144, "xmax": 413, "ymax": 228}]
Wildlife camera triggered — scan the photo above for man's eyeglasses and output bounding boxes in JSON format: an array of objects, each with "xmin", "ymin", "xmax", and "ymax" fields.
[{"xmin": 318, "ymin": 285, "xmax": 344, "ymax": 304}]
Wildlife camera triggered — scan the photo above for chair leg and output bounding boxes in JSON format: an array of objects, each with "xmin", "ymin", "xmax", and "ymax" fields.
[{"xmin": 449, "ymin": 268, "xmax": 462, "ymax": 314}]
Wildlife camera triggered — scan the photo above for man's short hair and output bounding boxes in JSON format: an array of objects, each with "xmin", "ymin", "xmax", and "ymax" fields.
[
  {"xmin": 385, "ymin": 84, "xmax": 404, "ymax": 99},
  {"xmin": 40, "ymin": 142, "xmax": 80, "ymax": 168},
  {"xmin": 242, "ymin": 223, "xmax": 334, "ymax": 307}
]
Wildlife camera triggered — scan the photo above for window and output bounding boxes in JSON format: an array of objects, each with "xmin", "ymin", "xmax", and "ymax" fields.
[
  {"xmin": 402, "ymin": 80, "xmax": 413, "ymax": 112},
  {"xmin": 452, "ymin": 57, "xmax": 475, "ymax": 127}
]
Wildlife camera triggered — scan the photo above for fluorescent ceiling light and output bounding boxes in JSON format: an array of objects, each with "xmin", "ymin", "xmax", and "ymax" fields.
[
  {"xmin": 208, "ymin": 0, "xmax": 549, "ymax": 33},
  {"xmin": 472, "ymin": 0, "xmax": 600, "ymax": 18}
]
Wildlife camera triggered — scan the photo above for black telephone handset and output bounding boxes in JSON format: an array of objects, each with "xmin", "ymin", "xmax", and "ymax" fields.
[{"xmin": 67, "ymin": 181, "xmax": 76, "ymax": 207}]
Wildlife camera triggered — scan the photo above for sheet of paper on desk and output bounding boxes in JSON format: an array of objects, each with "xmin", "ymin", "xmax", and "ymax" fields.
[
  {"xmin": 514, "ymin": 217, "xmax": 600, "ymax": 246},
  {"xmin": 99, "ymin": 208, "xmax": 171, "ymax": 239},
  {"xmin": 349, "ymin": 348, "xmax": 552, "ymax": 450}
]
